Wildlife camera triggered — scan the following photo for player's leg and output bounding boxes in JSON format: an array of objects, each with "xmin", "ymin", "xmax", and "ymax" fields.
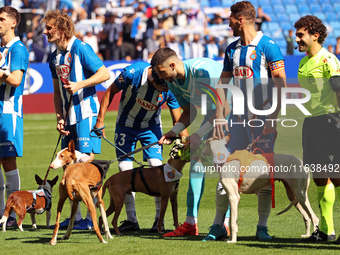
[
  {"xmin": 139, "ymin": 127, "xmax": 164, "ymax": 232},
  {"xmin": 302, "ymin": 115, "xmax": 340, "ymax": 242},
  {"xmin": 115, "ymin": 124, "xmax": 140, "ymax": 232},
  {"xmin": 0, "ymin": 114, "xmax": 23, "ymax": 227}
]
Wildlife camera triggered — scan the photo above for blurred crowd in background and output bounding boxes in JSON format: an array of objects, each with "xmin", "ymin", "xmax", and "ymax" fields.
[{"xmin": 4, "ymin": 0, "xmax": 340, "ymax": 63}]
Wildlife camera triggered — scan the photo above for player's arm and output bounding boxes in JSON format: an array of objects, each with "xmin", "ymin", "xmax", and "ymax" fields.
[
  {"xmin": 169, "ymin": 107, "xmax": 189, "ymax": 139},
  {"xmin": 265, "ymin": 61, "xmax": 287, "ymax": 135},
  {"xmin": 53, "ymin": 78, "xmax": 70, "ymax": 136},
  {"xmin": 329, "ymin": 76, "xmax": 340, "ymax": 107},
  {"xmin": 159, "ymin": 103, "xmax": 196, "ymax": 144},
  {"xmin": 63, "ymin": 65, "xmax": 110, "ymax": 95},
  {"xmin": 213, "ymin": 70, "xmax": 233, "ymax": 139},
  {"xmin": 0, "ymin": 69, "xmax": 24, "ymax": 87},
  {"xmin": 94, "ymin": 83, "xmax": 121, "ymax": 138}
]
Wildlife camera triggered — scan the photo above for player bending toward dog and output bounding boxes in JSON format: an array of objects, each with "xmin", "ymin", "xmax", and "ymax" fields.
[{"xmin": 94, "ymin": 62, "xmax": 187, "ymax": 232}]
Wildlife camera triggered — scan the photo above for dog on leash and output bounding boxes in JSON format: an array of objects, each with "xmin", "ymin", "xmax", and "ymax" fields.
[
  {"xmin": 0, "ymin": 174, "xmax": 59, "ymax": 231},
  {"xmin": 48, "ymin": 140, "xmax": 113, "ymax": 245},
  {"xmin": 202, "ymin": 136, "xmax": 319, "ymax": 243},
  {"xmin": 99, "ymin": 138, "xmax": 189, "ymax": 235}
]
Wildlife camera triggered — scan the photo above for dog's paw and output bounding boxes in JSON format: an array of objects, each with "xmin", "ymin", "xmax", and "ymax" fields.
[
  {"xmin": 101, "ymin": 240, "xmax": 108, "ymax": 244},
  {"xmin": 49, "ymin": 240, "xmax": 57, "ymax": 246},
  {"xmin": 301, "ymin": 234, "xmax": 309, "ymax": 238},
  {"xmin": 227, "ymin": 239, "xmax": 237, "ymax": 244},
  {"xmin": 32, "ymin": 224, "xmax": 37, "ymax": 229}
]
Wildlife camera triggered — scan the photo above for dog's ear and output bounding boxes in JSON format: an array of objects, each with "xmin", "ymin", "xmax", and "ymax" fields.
[
  {"xmin": 35, "ymin": 174, "xmax": 43, "ymax": 185},
  {"xmin": 50, "ymin": 175, "xmax": 59, "ymax": 187},
  {"xmin": 225, "ymin": 134, "xmax": 231, "ymax": 143},
  {"xmin": 68, "ymin": 140, "xmax": 75, "ymax": 154}
]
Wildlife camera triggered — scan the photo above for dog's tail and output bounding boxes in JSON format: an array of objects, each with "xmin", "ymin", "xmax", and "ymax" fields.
[{"xmin": 276, "ymin": 198, "xmax": 298, "ymax": 215}]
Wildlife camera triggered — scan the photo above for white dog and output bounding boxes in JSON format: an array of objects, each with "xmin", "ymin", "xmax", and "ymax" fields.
[{"xmin": 202, "ymin": 136, "xmax": 319, "ymax": 243}]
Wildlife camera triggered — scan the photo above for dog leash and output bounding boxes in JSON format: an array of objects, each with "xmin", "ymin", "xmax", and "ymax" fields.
[
  {"xmin": 91, "ymin": 127, "xmax": 180, "ymax": 164},
  {"xmin": 43, "ymin": 77, "xmax": 73, "ymax": 184},
  {"xmin": 90, "ymin": 126, "xmax": 142, "ymax": 166}
]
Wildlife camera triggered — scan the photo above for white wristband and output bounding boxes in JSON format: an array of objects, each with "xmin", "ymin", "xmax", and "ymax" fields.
[
  {"xmin": 195, "ymin": 121, "xmax": 213, "ymax": 138},
  {"xmin": 171, "ymin": 122, "xmax": 186, "ymax": 135}
]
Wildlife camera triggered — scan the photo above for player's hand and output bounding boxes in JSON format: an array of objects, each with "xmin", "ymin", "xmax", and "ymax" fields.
[
  {"xmin": 213, "ymin": 113, "xmax": 228, "ymax": 139},
  {"xmin": 56, "ymin": 119, "xmax": 70, "ymax": 136},
  {"xmin": 262, "ymin": 120, "xmax": 276, "ymax": 135},
  {"xmin": 158, "ymin": 131, "xmax": 176, "ymax": 145},
  {"xmin": 94, "ymin": 122, "xmax": 106, "ymax": 138},
  {"xmin": 64, "ymin": 81, "xmax": 81, "ymax": 95}
]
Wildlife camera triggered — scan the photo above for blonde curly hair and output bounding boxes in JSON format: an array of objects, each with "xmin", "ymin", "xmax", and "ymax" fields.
[{"xmin": 41, "ymin": 10, "xmax": 75, "ymax": 40}]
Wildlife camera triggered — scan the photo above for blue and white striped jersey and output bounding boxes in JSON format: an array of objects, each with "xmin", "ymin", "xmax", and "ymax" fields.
[
  {"xmin": 48, "ymin": 36, "xmax": 103, "ymax": 125},
  {"xmin": 168, "ymin": 58, "xmax": 223, "ymax": 110},
  {"xmin": 0, "ymin": 37, "xmax": 28, "ymax": 117},
  {"xmin": 115, "ymin": 62, "xmax": 180, "ymax": 129},
  {"xmin": 223, "ymin": 32, "xmax": 284, "ymax": 114}
]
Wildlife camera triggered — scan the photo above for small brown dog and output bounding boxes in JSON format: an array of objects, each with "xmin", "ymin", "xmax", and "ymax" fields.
[
  {"xmin": 0, "ymin": 174, "xmax": 59, "ymax": 231},
  {"xmin": 49, "ymin": 140, "xmax": 113, "ymax": 245},
  {"xmin": 100, "ymin": 139, "xmax": 189, "ymax": 235}
]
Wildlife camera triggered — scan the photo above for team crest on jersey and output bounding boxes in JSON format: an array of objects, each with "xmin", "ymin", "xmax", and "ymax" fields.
[
  {"xmin": 67, "ymin": 53, "xmax": 72, "ymax": 63},
  {"xmin": 233, "ymin": 66, "xmax": 254, "ymax": 79},
  {"xmin": 136, "ymin": 98, "xmax": 157, "ymax": 111},
  {"xmin": 249, "ymin": 51, "xmax": 257, "ymax": 60},
  {"xmin": 56, "ymin": 65, "xmax": 71, "ymax": 77}
]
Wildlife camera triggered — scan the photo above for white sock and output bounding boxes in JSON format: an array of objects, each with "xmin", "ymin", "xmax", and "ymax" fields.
[
  {"xmin": 125, "ymin": 192, "xmax": 137, "ymax": 223},
  {"xmin": 185, "ymin": 216, "xmax": 197, "ymax": 225},
  {"xmin": 148, "ymin": 158, "xmax": 162, "ymax": 220},
  {"xmin": 0, "ymin": 169, "xmax": 5, "ymax": 215},
  {"xmin": 213, "ymin": 180, "xmax": 229, "ymax": 227},
  {"xmin": 257, "ymin": 185, "xmax": 272, "ymax": 227},
  {"xmin": 154, "ymin": 197, "xmax": 161, "ymax": 220},
  {"xmin": 224, "ymin": 217, "xmax": 230, "ymax": 228},
  {"xmin": 69, "ymin": 199, "xmax": 82, "ymax": 222},
  {"xmin": 5, "ymin": 169, "xmax": 20, "ymax": 218}
]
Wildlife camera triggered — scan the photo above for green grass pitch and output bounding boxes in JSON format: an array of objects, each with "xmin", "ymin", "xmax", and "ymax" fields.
[{"xmin": 1, "ymin": 106, "xmax": 339, "ymax": 254}]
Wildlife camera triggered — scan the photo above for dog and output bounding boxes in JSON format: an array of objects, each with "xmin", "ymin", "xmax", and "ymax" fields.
[
  {"xmin": 202, "ymin": 136, "xmax": 319, "ymax": 243},
  {"xmin": 99, "ymin": 138, "xmax": 190, "ymax": 235},
  {"xmin": 49, "ymin": 140, "xmax": 113, "ymax": 245},
  {"xmin": 0, "ymin": 174, "xmax": 58, "ymax": 231}
]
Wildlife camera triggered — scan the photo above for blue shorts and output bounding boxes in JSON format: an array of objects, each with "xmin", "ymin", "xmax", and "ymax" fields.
[
  {"xmin": 62, "ymin": 116, "xmax": 101, "ymax": 154},
  {"xmin": 227, "ymin": 114, "xmax": 276, "ymax": 154},
  {"xmin": 0, "ymin": 114, "xmax": 23, "ymax": 157},
  {"xmin": 115, "ymin": 124, "xmax": 162, "ymax": 162}
]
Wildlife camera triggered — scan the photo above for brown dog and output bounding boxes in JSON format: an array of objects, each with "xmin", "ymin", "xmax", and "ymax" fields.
[
  {"xmin": 49, "ymin": 140, "xmax": 113, "ymax": 245},
  {"xmin": 0, "ymin": 174, "xmax": 59, "ymax": 231},
  {"xmin": 100, "ymin": 139, "xmax": 189, "ymax": 235}
]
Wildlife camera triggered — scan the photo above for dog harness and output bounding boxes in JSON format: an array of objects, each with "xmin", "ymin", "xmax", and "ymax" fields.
[
  {"xmin": 131, "ymin": 165, "xmax": 180, "ymax": 196},
  {"xmin": 89, "ymin": 159, "xmax": 111, "ymax": 191},
  {"xmin": 26, "ymin": 188, "xmax": 52, "ymax": 214},
  {"xmin": 226, "ymin": 150, "xmax": 276, "ymax": 208}
]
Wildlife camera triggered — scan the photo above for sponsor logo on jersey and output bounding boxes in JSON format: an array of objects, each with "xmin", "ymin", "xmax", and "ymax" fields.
[
  {"xmin": 136, "ymin": 98, "xmax": 157, "ymax": 111},
  {"xmin": 77, "ymin": 137, "xmax": 90, "ymax": 141},
  {"xmin": 233, "ymin": 66, "xmax": 254, "ymax": 79},
  {"xmin": 56, "ymin": 65, "xmax": 71, "ymax": 77}
]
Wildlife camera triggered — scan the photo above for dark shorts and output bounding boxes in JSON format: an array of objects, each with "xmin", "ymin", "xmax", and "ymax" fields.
[{"xmin": 303, "ymin": 113, "xmax": 340, "ymax": 178}]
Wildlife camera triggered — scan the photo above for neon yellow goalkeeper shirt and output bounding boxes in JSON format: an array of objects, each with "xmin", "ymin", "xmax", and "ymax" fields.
[{"xmin": 298, "ymin": 47, "xmax": 340, "ymax": 117}]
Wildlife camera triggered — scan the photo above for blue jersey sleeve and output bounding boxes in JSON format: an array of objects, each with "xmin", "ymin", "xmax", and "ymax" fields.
[
  {"xmin": 9, "ymin": 42, "xmax": 28, "ymax": 73},
  {"xmin": 223, "ymin": 41, "xmax": 238, "ymax": 72},
  {"xmin": 166, "ymin": 90, "xmax": 180, "ymax": 110},
  {"xmin": 78, "ymin": 42, "xmax": 103, "ymax": 75},
  {"xmin": 263, "ymin": 39, "xmax": 284, "ymax": 63},
  {"xmin": 49, "ymin": 52, "xmax": 58, "ymax": 79}
]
